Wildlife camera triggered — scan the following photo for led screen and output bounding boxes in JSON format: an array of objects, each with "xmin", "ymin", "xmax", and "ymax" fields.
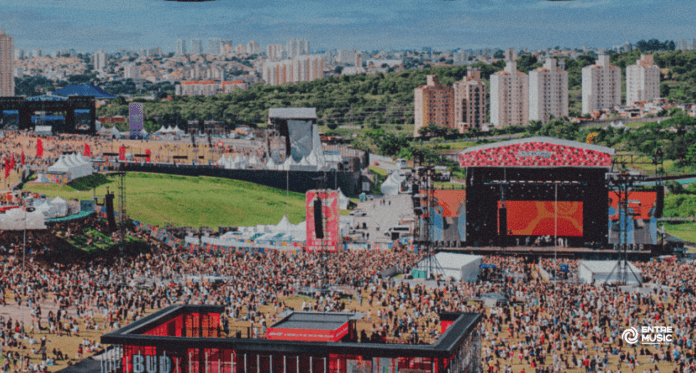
[{"xmin": 500, "ymin": 201, "xmax": 584, "ymax": 237}]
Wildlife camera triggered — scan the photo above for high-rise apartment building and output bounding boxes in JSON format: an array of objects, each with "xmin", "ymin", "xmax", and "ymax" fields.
[
  {"xmin": 581, "ymin": 54, "xmax": 621, "ymax": 115},
  {"xmin": 528, "ymin": 58, "xmax": 568, "ymax": 123},
  {"xmin": 286, "ymin": 39, "xmax": 309, "ymax": 58},
  {"xmin": 490, "ymin": 52, "xmax": 529, "ymax": 127},
  {"xmin": 262, "ymin": 55, "xmax": 324, "ymax": 86},
  {"xmin": 355, "ymin": 53, "xmax": 362, "ymax": 67},
  {"xmin": 93, "ymin": 49, "xmax": 108, "ymax": 71},
  {"xmin": 191, "ymin": 39, "xmax": 203, "ymax": 55},
  {"xmin": 247, "ymin": 40, "xmax": 260, "ymax": 55},
  {"xmin": 337, "ymin": 49, "xmax": 357, "ymax": 64},
  {"xmin": 453, "ymin": 50, "xmax": 469, "ymax": 65},
  {"xmin": 266, "ymin": 44, "xmax": 284, "ymax": 61},
  {"xmin": 626, "ymin": 54, "xmax": 660, "ymax": 106},
  {"xmin": 124, "ymin": 63, "xmax": 140, "ymax": 79},
  {"xmin": 413, "ymin": 75, "xmax": 454, "ymax": 137},
  {"xmin": 207, "ymin": 38, "xmax": 222, "ymax": 55},
  {"xmin": 0, "ymin": 30, "xmax": 14, "ymax": 97},
  {"xmin": 176, "ymin": 39, "xmax": 187, "ymax": 55},
  {"xmin": 452, "ymin": 68, "xmax": 486, "ymax": 132},
  {"xmin": 15, "ymin": 48, "xmax": 24, "ymax": 60},
  {"xmin": 677, "ymin": 39, "xmax": 691, "ymax": 51}
]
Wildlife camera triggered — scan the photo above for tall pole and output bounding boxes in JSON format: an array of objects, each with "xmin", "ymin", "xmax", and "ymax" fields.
[
  {"xmin": 554, "ymin": 183, "xmax": 557, "ymax": 288},
  {"xmin": 22, "ymin": 203, "xmax": 26, "ymax": 332}
]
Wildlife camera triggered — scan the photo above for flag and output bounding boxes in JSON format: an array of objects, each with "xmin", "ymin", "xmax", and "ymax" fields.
[
  {"xmin": 20, "ymin": 150, "xmax": 25, "ymax": 166},
  {"xmin": 84, "ymin": 144, "xmax": 91, "ymax": 157},
  {"xmin": 145, "ymin": 149, "xmax": 151, "ymax": 162},
  {"xmin": 36, "ymin": 139, "xmax": 43, "ymax": 158},
  {"xmin": 9, "ymin": 153, "xmax": 15, "ymax": 170},
  {"xmin": 4, "ymin": 158, "xmax": 9, "ymax": 179},
  {"xmin": 119, "ymin": 146, "xmax": 126, "ymax": 161}
]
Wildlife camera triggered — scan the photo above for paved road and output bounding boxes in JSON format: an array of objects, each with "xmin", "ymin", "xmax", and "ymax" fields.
[{"xmin": 349, "ymin": 194, "xmax": 414, "ymax": 244}]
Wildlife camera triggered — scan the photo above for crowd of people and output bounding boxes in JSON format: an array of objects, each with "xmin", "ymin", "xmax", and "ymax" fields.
[{"xmin": 0, "ymin": 218, "xmax": 693, "ymax": 373}]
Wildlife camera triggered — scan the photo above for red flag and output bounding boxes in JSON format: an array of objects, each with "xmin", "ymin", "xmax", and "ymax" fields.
[
  {"xmin": 9, "ymin": 153, "xmax": 15, "ymax": 170},
  {"xmin": 20, "ymin": 150, "xmax": 25, "ymax": 166},
  {"xmin": 145, "ymin": 149, "xmax": 151, "ymax": 162},
  {"xmin": 4, "ymin": 159, "xmax": 9, "ymax": 179},
  {"xmin": 84, "ymin": 144, "xmax": 91, "ymax": 157},
  {"xmin": 36, "ymin": 139, "xmax": 43, "ymax": 158},
  {"xmin": 119, "ymin": 146, "xmax": 126, "ymax": 161}
]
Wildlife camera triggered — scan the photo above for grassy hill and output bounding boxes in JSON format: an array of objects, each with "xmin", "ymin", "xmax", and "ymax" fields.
[{"xmin": 24, "ymin": 173, "xmax": 307, "ymax": 228}]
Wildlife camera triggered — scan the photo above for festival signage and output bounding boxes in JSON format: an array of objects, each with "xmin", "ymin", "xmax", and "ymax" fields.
[
  {"xmin": 129, "ymin": 103, "xmax": 144, "ymax": 139},
  {"xmin": 306, "ymin": 189, "xmax": 339, "ymax": 252}
]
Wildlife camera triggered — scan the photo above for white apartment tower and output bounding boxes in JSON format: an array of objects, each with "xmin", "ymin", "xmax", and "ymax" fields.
[
  {"xmin": 0, "ymin": 30, "xmax": 14, "ymax": 97},
  {"xmin": 125, "ymin": 63, "xmax": 140, "ymax": 79},
  {"xmin": 286, "ymin": 39, "xmax": 309, "ymax": 58},
  {"xmin": 176, "ymin": 39, "xmax": 187, "ymax": 55},
  {"xmin": 626, "ymin": 54, "xmax": 660, "ymax": 106},
  {"xmin": 581, "ymin": 55, "xmax": 621, "ymax": 115},
  {"xmin": 529, "ymin": 58, "xmax": 569, "ymax": 123},
  {"xmin": 191, "ymin": 39, "xmax": 203, "ymax": 55},
  {"xmin": 490, "ymin": 51, "xmax": 529, "ymax": 127},
  {"xmin": 246, "ymin": 40, "xmax": 260, "ymax": 55},
  {"xmin": 93, "ymin": 49, "xmax": 108, "ymax": 71},
  {"xmin": 266, "ymin": 44, "xmax": 284, "ymax": 61}
]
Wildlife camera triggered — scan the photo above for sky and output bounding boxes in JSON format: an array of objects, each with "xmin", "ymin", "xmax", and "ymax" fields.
[{"xmin": 0, "ymin": 0, "xmax": 694, "ymax": 54}]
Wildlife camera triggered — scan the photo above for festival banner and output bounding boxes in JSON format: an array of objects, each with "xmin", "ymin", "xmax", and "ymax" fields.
[
  {"xmin": 20, "ymin": 150, "xmax": 25, "ymax": 166},
  {"xmin": 84, "ymin": 144, "xmax": 91, "ymax": 157},
  {"xmin": 119, "ymin": 146, "xmax": 126, "ymax": 161},
  {"xmin": 305, "ymin": 189, "xmax": 339, "ymax": 252},
  {"xmin": 36, "ymin": 139, "xmax": 43, "ymax": 158},
  {"xmin": 145, "ymin": 149, "xmax": 151, "ymax": 162},
  {"xmin": 129, "ymin": 103, "xmax": 144, "ymax": 139}
]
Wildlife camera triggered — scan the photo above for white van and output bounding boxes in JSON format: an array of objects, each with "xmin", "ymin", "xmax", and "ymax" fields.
[{"xmin": 384, "ymin": 225, "xmax": 412, "ymax": 237}]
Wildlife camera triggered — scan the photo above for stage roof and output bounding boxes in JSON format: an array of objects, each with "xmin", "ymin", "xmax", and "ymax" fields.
[
  {"xmin": 26, "ymin": 95, "xmax": 68, "ymax": 102},
  {"xmin": 271, "ymin": 311, "xmax": 364, "ymax": 331},
  {"xmin": 53, "ymin": 84, "xmax": 116, "ymax": 99},
  {"xmin": 268, "ymin": 107, "xmax": 317, "ymax": 119},
  {"xmin": 459, "ymin": 136, "xmax": 615, "ymax": 168}
]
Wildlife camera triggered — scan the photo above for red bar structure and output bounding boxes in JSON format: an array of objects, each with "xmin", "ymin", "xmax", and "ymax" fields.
[{"xmin": 102, "ymin": 306, "xmax": 482, "ymax": 373}]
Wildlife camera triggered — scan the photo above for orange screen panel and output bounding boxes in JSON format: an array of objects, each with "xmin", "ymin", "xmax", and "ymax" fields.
[{"xmin": 504, "ymin": 201, "xmax": 584, "ymax": 237}]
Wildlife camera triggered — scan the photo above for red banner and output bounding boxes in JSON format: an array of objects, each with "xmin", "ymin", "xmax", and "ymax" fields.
[
  {"xmin": 9, "ymin": 153, "xmax": 15, "ymax": 170},
  {"xmin": 20, "ymin": 150, "xmax": 25, "ymax": 166},
  {"xmin": 36, "ymin": 139, "xmax": 43, "ymax": 158},
  {"xmin": 119, "ymin": 146, "xmax": 126, "ymax": 161},
  {"xmin": 145, "ymin": 149, "xmax": 151, "ymax": 162},
  {"xmin": 4, "ymin": 158, "xmax": 9, "ymax": 179},
  {"xmin": 305, "ymin": 190, "xmax": 339, "ymax": 252},
  {"xmin": 266, "ymin": 322, "xmax": 349, "ymax": 342},
  {"xmin": 84, "ymin": 144, "xmax": 91, "ymax": 157}
]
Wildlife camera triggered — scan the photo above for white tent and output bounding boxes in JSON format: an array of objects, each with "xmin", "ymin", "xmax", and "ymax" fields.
[
  {"xmin": 110, "ymin": 126, "xmax": 121, "ymax": 138},
  {"xmin": 50, "ymin": 196, "xmax": 68, "ymax": 217},
  {"xmin": 173, "ymin": 126, "xmax": 185, "ymax": 135},
  {"xmin": 140, "ymin": 128, "xmax": 148, "ymax": 136},
  {"xmin": 265, "ymin": 158, "xmax": 277, "ymax": 170},
  {"xmin": 413, "ymin": 253, "xmax": 482, "ymax": 282},
  {"xmin": 47, "ymin": 155, "xmax": 72, "ymax": 177},
  {"xmin": 0, "ymin": 208, "xmax": 46, "ymax": 230},
  {"xmin": 380, "ymin": 175, "xmax": 400, "ymax": 195},
  {"xmin": 337, "ymin": 188, "xmax": 351, "ymax": 210},
  {"xmin": 578, "ymin": 260, "xmax": 642, "ymax": 285},
  {"xmin": 216, "ymin": 155, "xmax": 229, "ymax": 168},
  {"xmin": 248, "ymin": 155, "xmax": 259, "ymax": 166},
  {"xmin": 275, "ymin": 215, "xmax": 293, "ymax": 232},
  {"xmin": 36, "ymin": 202, "xmax": 56, "ymax": 219}
]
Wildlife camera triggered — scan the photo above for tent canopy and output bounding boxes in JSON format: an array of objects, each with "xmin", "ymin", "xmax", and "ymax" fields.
[{"xmin": 578, "ymin": 260, "xmax": 642, "ymax": 285}]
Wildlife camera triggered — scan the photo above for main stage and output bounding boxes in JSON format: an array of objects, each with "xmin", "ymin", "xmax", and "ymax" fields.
[{"xmin": 423, "ymin": 136, "xmax": 664, "ymax": 252}]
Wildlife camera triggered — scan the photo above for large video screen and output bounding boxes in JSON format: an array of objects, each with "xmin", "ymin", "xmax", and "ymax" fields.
[
  {"xmin": 500, "ymin": 201, "xmax": 584, "ymax": 237},
  {"xmin": 608, "ymin": 191, "xmax": 658, "ymax": 245}
]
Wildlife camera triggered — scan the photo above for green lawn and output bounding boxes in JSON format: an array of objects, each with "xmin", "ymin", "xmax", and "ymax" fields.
[
  {"xmin": 369, "ymin": 165, "xmax": 388, "ymax": 177},
  {"xmin": 24, "ymin": 173, "xmax": 307, "ymax": 228},
  {"xmin": 664, "ymin": 222, "xmax": 696, "ymax": 243}
]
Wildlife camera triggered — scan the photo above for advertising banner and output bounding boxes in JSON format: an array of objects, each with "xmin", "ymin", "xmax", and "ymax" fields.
[
  {"xmin": 499, "ymin": 201, "xmax": 584, "ymax": 237},
  {"xmin": 306, "ymin": 189, "xmax": 339, "ymax": 252},
  {"xmin": 129, "ymin": 103, "xmax": 144, "ymax": 139}
]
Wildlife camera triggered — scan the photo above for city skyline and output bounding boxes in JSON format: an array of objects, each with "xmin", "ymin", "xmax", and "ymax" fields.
[{"xmin": 0, "ymin": 0, "xmax": 693, "ymax": 54}]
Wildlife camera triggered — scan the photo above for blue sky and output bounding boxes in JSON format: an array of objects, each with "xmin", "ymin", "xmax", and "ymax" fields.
[{"xmin": 1, "ymin": 0, "xmax": 693, "ymax": 53}]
